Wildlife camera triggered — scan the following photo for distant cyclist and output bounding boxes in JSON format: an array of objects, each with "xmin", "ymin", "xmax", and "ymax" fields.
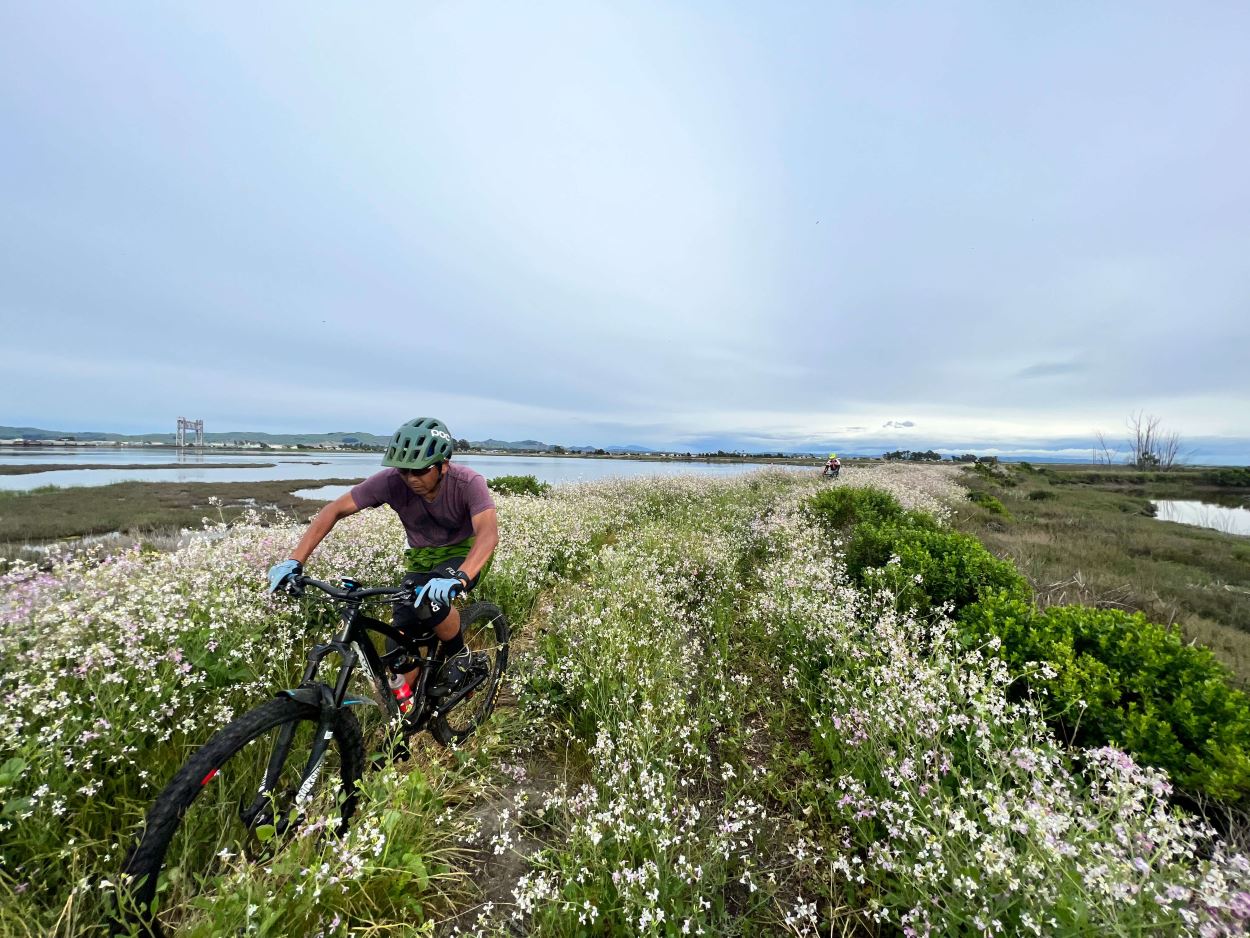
[
  {"xmin": 266, "ymin": 417, "xmax": 498, "ymax": 696},
  {"xmin": 823, "ymin": 453, "xmax": 841, "ymax": 478}
]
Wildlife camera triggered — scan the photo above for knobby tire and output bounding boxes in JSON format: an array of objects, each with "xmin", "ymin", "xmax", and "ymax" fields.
[
  {"xmin": 118, "ymin": 696, "xmax": 364, "ymax": 937},
  {"xmin": 431, "ymin": 601, "xmax": 510, "ymax": 745}
]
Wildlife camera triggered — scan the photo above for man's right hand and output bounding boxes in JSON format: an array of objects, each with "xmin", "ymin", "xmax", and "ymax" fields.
[{"xmin": 267, "ymin": 559, "xmax": 303, "ymax": 593}]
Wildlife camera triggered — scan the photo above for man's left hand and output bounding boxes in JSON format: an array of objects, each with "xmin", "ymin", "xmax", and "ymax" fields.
[{"xmin": 423, "ymin": 576, "xmax": 465, "ymax": 605}]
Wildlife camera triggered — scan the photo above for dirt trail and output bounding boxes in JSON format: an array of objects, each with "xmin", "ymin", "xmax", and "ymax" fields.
[{"xmin": 434, "ymin": 592, "xmax": 577, "ymax": 934}]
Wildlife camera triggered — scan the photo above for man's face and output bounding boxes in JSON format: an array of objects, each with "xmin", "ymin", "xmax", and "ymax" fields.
[{"xmin": 399, "ymin": 461, "xmax": 444, "ymax": 495}]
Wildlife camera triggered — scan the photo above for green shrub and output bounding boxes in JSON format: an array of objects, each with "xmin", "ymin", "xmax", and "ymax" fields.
[
  {"xmin": 960, "ymin": 594, "xmax": 1250, "ymax": 802},
  {"xmin": 846, "ymin": 520, "xmax": 1030, "ymax": 616},
  {"xmin": 972, "ymin": 461, "xmax": 1017, "ymax": 487},
  {"xmin": 968, "ymin": 491, "xmax": 1009, "ymax": 515},
  {"xmin": 805, "ymin": 486, "xmax": 905, "ymax": 532},
  {"xmin": 1205, "ymin": 468, "xmax": 1250, "ymax": 487},
  {"xmin": 1026, "ymin": 489, "xmax": 1056, "ymax": 501},
  {"xmin": 487, "ymin": 474, "xmax": 552, "ymax": 497}
]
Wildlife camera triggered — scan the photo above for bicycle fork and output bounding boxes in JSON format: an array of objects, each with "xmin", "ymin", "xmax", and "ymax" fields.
[
  {"xmin": 239, "ymin": 609, "xmax": 368, "ymax": 831},
  {"xmin": 239, "ymin": 706, "xmax": 337, "ymax": 834},
  {"xmin": 240, "ymin": 680, "xmax": 342, "ymax": 835}
]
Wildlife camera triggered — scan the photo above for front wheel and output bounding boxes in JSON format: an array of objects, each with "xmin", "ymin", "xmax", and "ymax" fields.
[
  {"xmin": 431, "ymin": 601, "xmax": 510, "ymax": 746},
  {"xmin": 118, "ymin": 695, "xmax": 364, "ymax": 936}
]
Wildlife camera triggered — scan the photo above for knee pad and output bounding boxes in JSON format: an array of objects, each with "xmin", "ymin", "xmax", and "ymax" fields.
[{"xmin": 393, "ymin": 588, "xmax": 450, "ymax": 641}]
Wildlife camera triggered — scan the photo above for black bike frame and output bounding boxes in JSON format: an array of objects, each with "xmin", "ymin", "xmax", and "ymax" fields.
[{"xmin": 249, "ymin": 577, "xmax": 448, "ymax": 826}]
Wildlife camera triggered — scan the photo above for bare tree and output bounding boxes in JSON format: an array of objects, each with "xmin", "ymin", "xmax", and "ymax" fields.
[
  {"xmin": 1126, "ymin": 411, "xmax": 1182, "ymax": 470},
  {"xmin": 1092, "ymin": 430, "xmax": 1120, "ymax": 465},
  {"xmin": 1158, "ymin": 429, "xmax": 1182, "ymax": 469}
]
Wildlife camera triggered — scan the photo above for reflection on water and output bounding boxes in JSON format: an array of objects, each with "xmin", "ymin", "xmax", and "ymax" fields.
[
  {"xmin": 293, "ymin": 486, "xmax": 357, "ymax": 501},
  {"xmin": 0, "ymin": 447, "xmax": 806, "ymax": 491},
  {"xmin": 1152, "ymin": 500, "xmax": 1250, "ymax": 537}
]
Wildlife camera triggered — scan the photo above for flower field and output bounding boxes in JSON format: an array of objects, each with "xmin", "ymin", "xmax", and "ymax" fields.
[{"xmin": 1, "ymin": 467, "xmax": 1248, "ymax": 935}]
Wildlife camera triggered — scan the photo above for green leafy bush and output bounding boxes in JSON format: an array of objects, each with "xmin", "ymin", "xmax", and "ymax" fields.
[
  {"xmin": 961, "ymin": 594, "xmax": 1250, "ymax": 801},
  {"xmin": 1205, "ymin": 468, "xmax": 1250, "ymax": 487},
  {"xmin": 836, "ymin": 484, "xmax": 1250, "ymax": 803},
  {"xmin": 805, "ymin": 486, "xmax": 905, "ymax": 531},
  {"xmin": 968, "ymin": 491, "xmax": 1009, "ymax": 515},
  {"xmin": 845, "ymin": 520, "xmax": 1030, "ymax": 616},
  {"xmin": 487, "ymin": 474, "xmax": 552, "ymax": 497},
  {"xmin": 1027, "ymin": 489, "xmax": 1056, "ymax": 501}
]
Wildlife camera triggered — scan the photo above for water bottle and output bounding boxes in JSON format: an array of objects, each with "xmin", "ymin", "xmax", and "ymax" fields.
[{"xmin": 388, "ymin": 672, "xmax": 413, "ymax": 714}]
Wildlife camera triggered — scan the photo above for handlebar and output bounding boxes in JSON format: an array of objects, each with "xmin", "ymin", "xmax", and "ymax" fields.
[{"xmin": 286, "ymin": 574, "xmax": 463, "ymax": 604}]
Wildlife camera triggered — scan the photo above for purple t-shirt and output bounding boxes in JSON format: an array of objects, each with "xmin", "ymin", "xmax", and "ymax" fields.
[{"xmin": 349, "ymin": 464, "xmax": 495, "ymax": 548}]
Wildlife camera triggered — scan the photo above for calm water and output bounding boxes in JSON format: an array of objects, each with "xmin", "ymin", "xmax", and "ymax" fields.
[
  {"xmin": 0, "ymin": 447, "xmax": 801, "ymax": 492},
  {"xmin": 0, "ymin": 448, "xmax": 381, "ymax": 490},
  {"xmin": 1152, "ymin": 500, "xmax": 1250, "ymax": 537}
]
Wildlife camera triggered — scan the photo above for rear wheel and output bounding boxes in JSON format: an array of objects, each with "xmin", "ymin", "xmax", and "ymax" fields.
[
  {"xmin": 431, "ymin": 602, "xmax": 510, "ymax": 745},
  {"xmin": 118, "ymin": 695, "xmax": 364, "ymax": 936}
]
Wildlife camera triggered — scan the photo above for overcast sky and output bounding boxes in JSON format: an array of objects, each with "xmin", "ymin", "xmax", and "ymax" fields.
[{"xmin": 2, "ymin": 3, "xmax": 1247, "ymax": 458}]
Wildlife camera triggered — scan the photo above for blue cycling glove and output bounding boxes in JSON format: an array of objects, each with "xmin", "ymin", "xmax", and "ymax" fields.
[
  {"xmin": 267, "ymin": 559, "xmax": 302, "ymax": 593},
  {"xmin": 422, "ymin": 576, "xmax": 464, "ymax": 606}
]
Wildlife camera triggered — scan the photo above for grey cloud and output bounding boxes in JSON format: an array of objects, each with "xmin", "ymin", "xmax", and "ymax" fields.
[
  {"xmin": 1015, "ymin": 361, "xmax": 1087, "ymax": 380},
  {"xmin": 2, "ymin": 5, "xmax": 1248, "ymax": 445}
]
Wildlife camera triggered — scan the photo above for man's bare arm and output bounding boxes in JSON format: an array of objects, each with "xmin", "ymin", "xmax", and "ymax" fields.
[
  {"xmin": 289, "ymin": 492, "xmax": 362, "ymax": 564},
  {"xmin": 459, "ymin": 508, "xmax": 499, "ymax": 583}
]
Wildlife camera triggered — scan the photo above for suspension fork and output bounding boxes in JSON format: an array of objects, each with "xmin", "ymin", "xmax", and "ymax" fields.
[
  {"xmin": 279, "ymin": 605, "xmax": 368, "ymax": 816},
  {"xmin": 240, "ymin": 605, "xmax": 364, "ymax": 828},
  {"xmin": 291, "ymin": 705, "xmax": 338, "ymax": 816},
  {"xmin": 242, "ymin": 682, "xmax": 345, "ymax": 829}
]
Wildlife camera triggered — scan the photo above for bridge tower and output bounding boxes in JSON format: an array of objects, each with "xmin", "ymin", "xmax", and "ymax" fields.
[{"xmin": 176, "ymin": 417, "xmax": 205, "ymax": 449}]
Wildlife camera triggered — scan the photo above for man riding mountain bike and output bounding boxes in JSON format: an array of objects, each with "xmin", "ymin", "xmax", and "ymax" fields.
[{"xmin": 266, "ymin": 417, "xmax": 498, "ymax": 699}]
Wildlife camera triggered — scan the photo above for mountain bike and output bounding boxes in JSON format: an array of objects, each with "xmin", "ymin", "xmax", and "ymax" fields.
[{"xmin": 116, "ymin": 574, "xmax": 509, "ymax": 936}]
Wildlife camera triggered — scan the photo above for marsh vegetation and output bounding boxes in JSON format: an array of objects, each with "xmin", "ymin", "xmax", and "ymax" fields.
[{"xmin": 951, "ymin": 462, "xmax": 1250, "ymax": 678}]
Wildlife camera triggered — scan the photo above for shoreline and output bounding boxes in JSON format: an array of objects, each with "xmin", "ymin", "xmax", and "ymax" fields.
[{"xmin": 1, "ymin": 443, "xmax": 827, "ymax": 463}]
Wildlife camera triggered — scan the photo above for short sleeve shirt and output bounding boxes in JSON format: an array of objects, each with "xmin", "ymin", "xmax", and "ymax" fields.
[{"xmin": 349, "ymin": 464, "xmax": 495, "ymax": 548}]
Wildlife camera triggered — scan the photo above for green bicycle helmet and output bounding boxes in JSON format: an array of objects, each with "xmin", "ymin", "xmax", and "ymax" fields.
[{"xmin": 382, "ymin": 417, "xmax": 454, "ymax": 470}]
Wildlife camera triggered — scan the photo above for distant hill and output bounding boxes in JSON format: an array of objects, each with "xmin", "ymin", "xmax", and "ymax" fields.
[
  {"xmin": 473, "ymin": 438, "xmax": 553, "ymax": 452},
  {"xmin": 0, "ymin": 425, "xmax": 630, "ymax": 453}
]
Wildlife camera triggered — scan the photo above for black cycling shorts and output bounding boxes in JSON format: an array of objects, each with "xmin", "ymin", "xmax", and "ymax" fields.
[{"xmin": 387, "ymin": 558, "xmax": 467, "ymax": 655}]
